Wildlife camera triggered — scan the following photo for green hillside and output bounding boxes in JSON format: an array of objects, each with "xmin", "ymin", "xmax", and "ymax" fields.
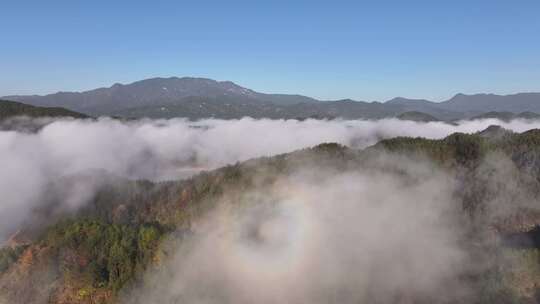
[{"xmin": 0, "ymin": 99, "xmax": 89, "ymax": 120}]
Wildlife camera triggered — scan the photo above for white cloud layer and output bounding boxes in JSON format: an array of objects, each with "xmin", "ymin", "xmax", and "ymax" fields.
[{"xmin": 1, "ymin": 117, "xmax": 539, "ymax": 240}]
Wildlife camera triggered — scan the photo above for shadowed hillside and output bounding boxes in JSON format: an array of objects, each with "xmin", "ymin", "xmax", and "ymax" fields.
[
  {"xmin": 396, "ymin": 111, "xmax": 440, "ymax": 122},
  {"xmin": 0, "ymin": 99, "xmax": 89, "ymax": 120}
]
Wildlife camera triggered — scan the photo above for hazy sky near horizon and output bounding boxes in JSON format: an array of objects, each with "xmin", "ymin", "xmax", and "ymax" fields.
[{"xmin": 1, "ymin": 0, "xmax": 539, "ymax": 101}]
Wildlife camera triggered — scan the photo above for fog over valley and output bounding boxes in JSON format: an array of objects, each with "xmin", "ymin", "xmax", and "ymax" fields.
[{"xmin": 2, "ymin": 1, "xmax": 540, "ymax": 301}]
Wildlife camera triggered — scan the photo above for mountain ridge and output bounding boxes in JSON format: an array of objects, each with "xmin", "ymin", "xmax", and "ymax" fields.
[
  {"xmin": 4, "ymin": 77, "xmax": 540, "ymax": 120},
  {"xmin": 3, "ymin": 77, "xmax": 317, "ymax": 115}
]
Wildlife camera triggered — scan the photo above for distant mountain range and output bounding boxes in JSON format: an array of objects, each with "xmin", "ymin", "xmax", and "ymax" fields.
[
  {"xmin": 3, "ymin": 77, "xmax": 540, "ymax": 120},
  {"xmin": 3, "ymin": 77, "xmax": 317, "ymax": 116}
]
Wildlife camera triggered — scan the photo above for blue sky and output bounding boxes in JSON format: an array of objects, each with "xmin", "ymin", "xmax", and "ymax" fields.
[{"xmin": 1, "ymin": 0, "xmax": 539, "ymax": 101}]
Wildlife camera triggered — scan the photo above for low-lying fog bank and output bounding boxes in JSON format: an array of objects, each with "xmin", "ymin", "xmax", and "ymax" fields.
[{"xmin": 1, "ymin": 117, "xmax": 540, "ymax": 240}]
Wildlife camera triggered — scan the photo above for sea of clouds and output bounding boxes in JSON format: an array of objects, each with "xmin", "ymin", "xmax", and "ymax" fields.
[{"xmin": 1, "ymin": 117, "xmax": 540, "ymax": 241}]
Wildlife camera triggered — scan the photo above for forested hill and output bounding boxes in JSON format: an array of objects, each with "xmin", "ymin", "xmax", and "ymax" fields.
[
  {"xmin": 0, "ymin": 99, "xmax": 89, "ymax": 120},
  {"xmin": 2, "ymin": 127, "xmax": 540, "ymax": 303}
]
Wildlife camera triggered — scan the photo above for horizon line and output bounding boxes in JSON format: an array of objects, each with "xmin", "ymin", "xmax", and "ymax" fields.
[{"xmin": 3, "ymin": 75, "xmax": 540, "ymax": 104}]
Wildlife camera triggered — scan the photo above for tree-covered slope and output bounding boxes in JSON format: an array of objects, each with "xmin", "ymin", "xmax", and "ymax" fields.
[{"xmin": 0, "ymin": 99, "xmax": 89, "ymax": 120}]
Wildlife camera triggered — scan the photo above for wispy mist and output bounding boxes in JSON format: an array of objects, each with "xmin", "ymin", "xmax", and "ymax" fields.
[
  {"xmin": 124, "ymin": 155, "xmax": 473, "ymax": 303},
  {"xmin": 1, "ymin": 117, "xmax": 539, "ymax": 240}
]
